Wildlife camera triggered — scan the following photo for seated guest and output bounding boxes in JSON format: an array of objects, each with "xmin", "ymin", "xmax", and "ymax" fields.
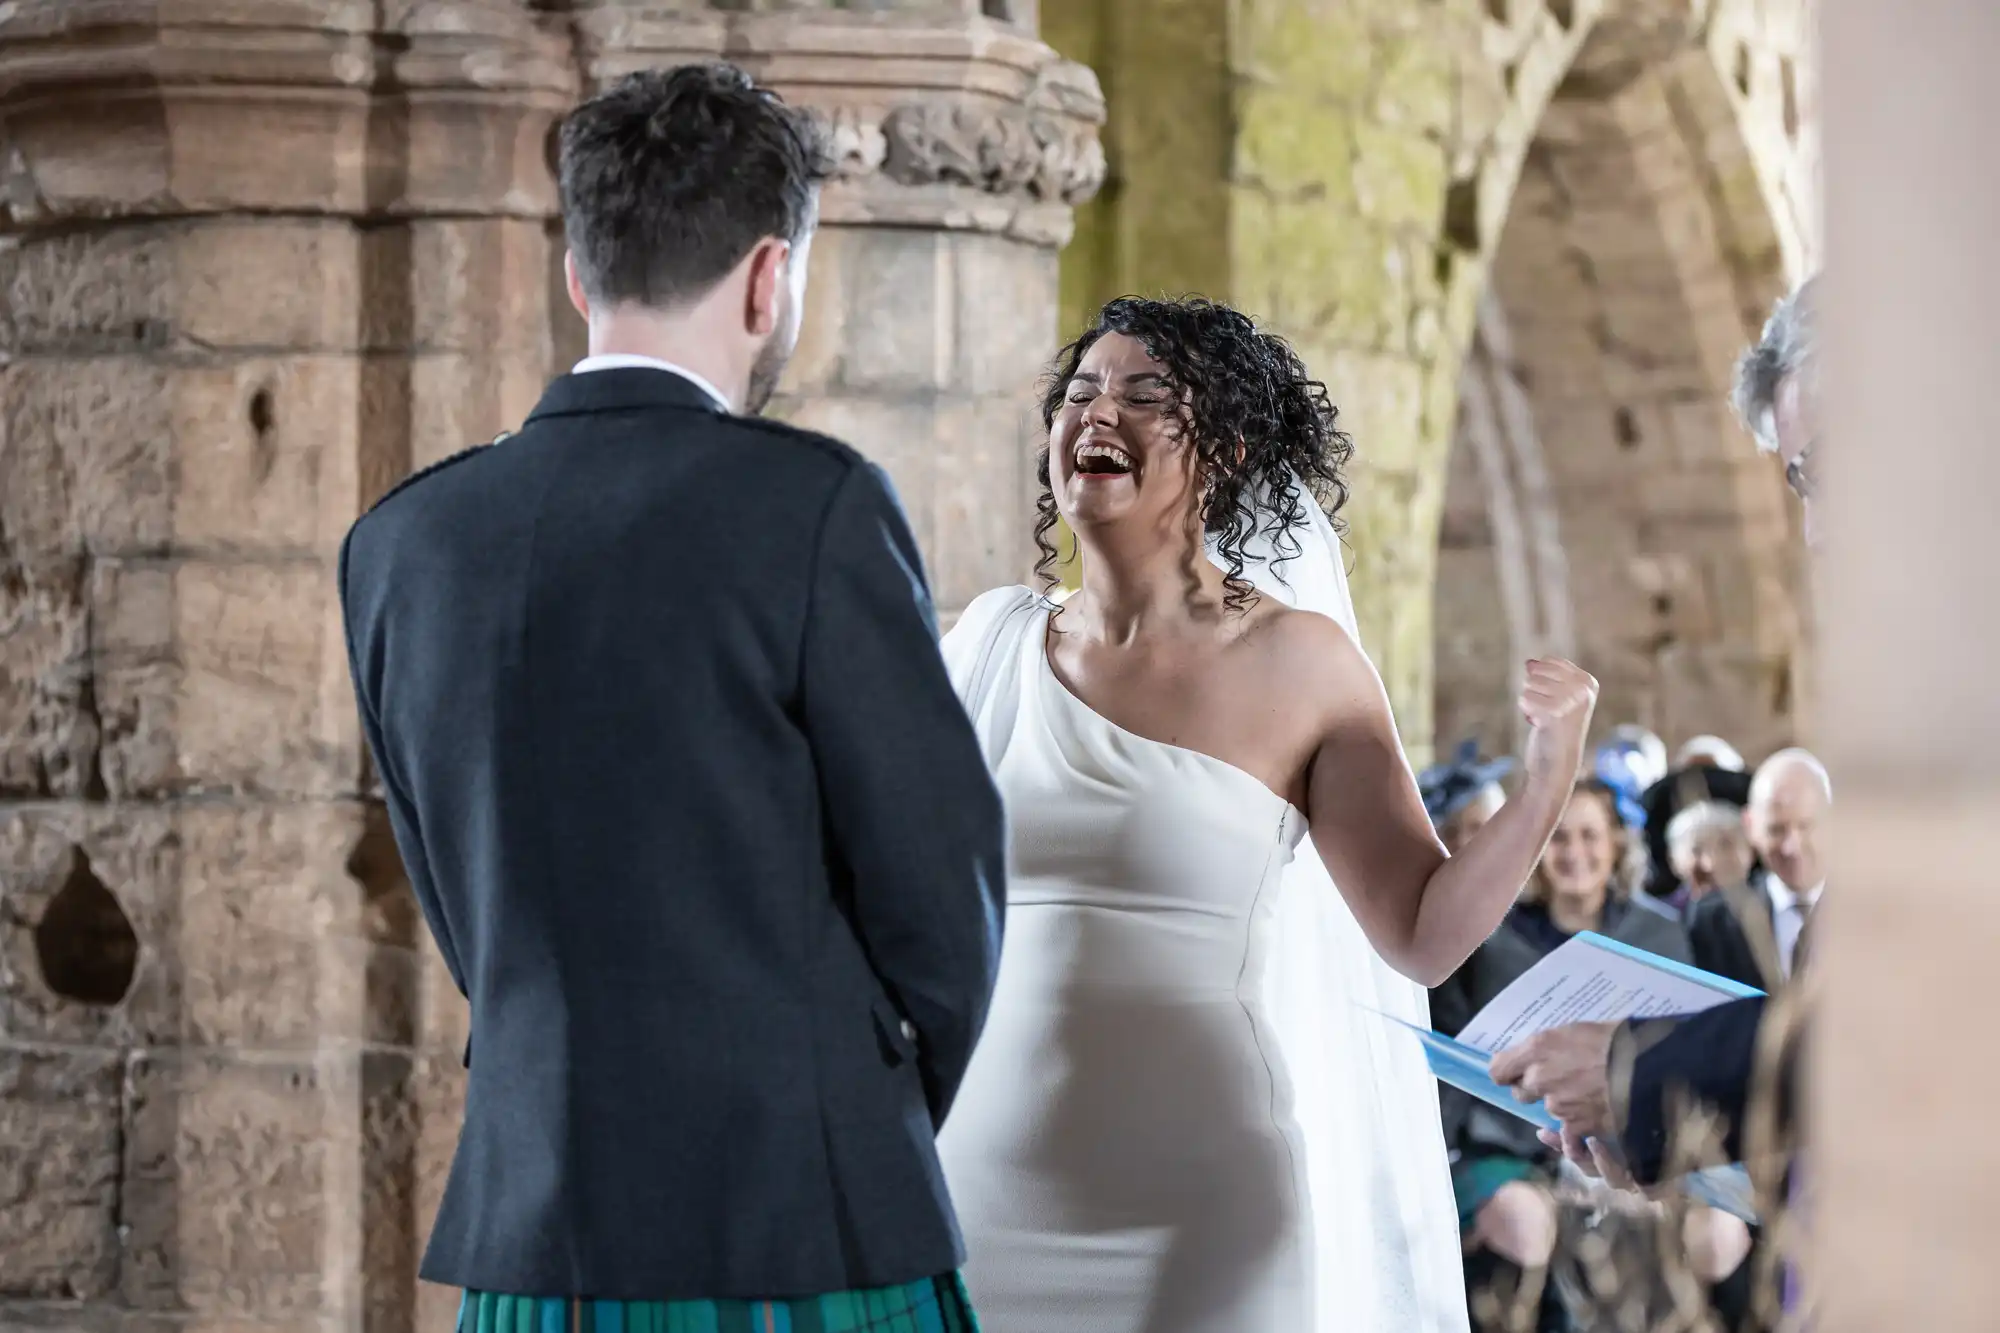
[
  {"xmin": 1417, "ymin": 739, "xmax": 1514, "ymax": 855},
  {"xmin": 1592, "ymin": 729, "xmax": 1663, "ymax": 831},
  {"xmin": 1640, "ymin": 759, "xmax": 1753, "ymax": 900},
  {"xmin": 1499, "ymin": 778, "xmax": 1688, "ymax": 955},
  {"xmin": 1664, "ymin": 800, "xmax": 1757, "ymax": 912},
  {"xmin": 1688, "ymin": 748, "xmax": 1830, "ymax": 990},
  {"xmin": 1607, "ymin": 725, "xmax": 1670, "ymax": 790},
  {"xmin": 1436, "ymin": 778, "xmax": 1724, "ymax": 1331}
]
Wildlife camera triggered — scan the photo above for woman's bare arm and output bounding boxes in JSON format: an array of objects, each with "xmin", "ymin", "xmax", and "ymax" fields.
[{"xmin": 1290, "ymin": 618, "xmax": 1597, "ymax": 985}]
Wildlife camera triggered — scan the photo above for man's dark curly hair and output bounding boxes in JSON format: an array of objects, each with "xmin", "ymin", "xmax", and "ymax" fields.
[
  {"xmin": 558, "ymin": 63, "xmax": 832, "ymax": 309},
  {"xmin": 1035, "ymin": 296, "xmax": 1355, "ymax": 612}
]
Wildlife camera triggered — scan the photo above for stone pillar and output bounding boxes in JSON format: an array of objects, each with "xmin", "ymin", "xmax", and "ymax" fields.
[
  {"xmin": 0, "ymin": 4, "xmax": 570, "ymax": 1331},
  {"xmin": 1815, "ymin": 1, "xmax": 2000, "ymax": 1326},
  {"xmin": 565, "ymin": 1, "xmax": 1106, "ymax": 621}
]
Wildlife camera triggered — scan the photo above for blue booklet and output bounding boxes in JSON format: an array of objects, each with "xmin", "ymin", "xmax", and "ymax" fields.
[
  {"xmin": 1399, "ymin": 931, "xmax": 1764, "ymax": 1219},
  {"xmin": 1399, "ymin": 1024, "xmax": 1562, "ymax": 1131}
]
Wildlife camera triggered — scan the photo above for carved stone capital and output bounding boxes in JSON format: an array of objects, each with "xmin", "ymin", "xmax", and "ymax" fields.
[
  {"xmin": 0, "ymin": 3, "xmax": 1106, "ymax": 242},
  {"xmin": 881, "ymin": 98, "xmax": 1106, "ymax": 203},
  {"xmin": 0, "ymin": 1, "xmax": 576, "ymax": 228},
  {"xmin": 567, "ymin": 6, "xmax": 1106, "ymax": 246}
]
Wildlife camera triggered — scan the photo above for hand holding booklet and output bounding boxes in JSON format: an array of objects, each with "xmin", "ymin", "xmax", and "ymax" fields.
[{"xmin": 1389, "ymin": 931, "xmax": 1763, "ymax": 1219}]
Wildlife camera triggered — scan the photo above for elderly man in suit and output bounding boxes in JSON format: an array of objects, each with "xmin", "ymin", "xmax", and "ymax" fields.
[{"xmin": 1689, "ymin": 749, "xmax": 1831, "ymax": 989}]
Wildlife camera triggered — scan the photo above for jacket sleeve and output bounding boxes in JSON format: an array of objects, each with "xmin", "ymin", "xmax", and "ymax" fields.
[
  {"xmin": 340, "ymin": 523, "xmax": 473, "ymax": 1059},
  {"xmin": 1644, "ymin": 908, "xmax": 1695, "ymax": 965},
  {"xmin": 1685, "ymin": 901, "xmax": 1718, "ymax": 968},
  {"xmin": 799, "ymin": 462, "xmax": 1008, "ymax": 1128},
  {"xmin": 1614, "ymin": 994, "xmax": 1768, "ymax": 1184},
  {"xmin": 1686, "ymin": 900, "xmax": 1735, "ymax": 980}
]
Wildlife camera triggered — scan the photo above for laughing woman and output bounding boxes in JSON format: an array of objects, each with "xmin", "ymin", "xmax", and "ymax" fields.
[{"xmin": 935, "ymin": 297, "xmax": 1600, "ymax": 1333}]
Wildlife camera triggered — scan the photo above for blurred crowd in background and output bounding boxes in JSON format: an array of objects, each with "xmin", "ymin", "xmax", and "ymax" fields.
[{"xmin": 1424, "ymin": 725, "xmax": 1827, "ymax": 1333}]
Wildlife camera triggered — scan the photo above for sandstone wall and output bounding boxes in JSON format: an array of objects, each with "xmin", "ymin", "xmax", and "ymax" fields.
[{"xmin": 1436, "ymin": 3, "xmax": 1817, "ymax": 761}]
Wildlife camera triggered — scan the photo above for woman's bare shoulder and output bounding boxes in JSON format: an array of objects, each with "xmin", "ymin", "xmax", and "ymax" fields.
[
  {"xmin": 1249, "ymin": 601, "xmax": 1366, "ymax": 668},
  {"xmin": 1245, "ymin": 603, "xmax": 1384, "ymax": 719}
]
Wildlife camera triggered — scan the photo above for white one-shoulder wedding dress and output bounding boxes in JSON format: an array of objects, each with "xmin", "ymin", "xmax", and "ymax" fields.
[{"xmin": 937, "ymin": 473, "xmax": 1468, "ymax": 1333}]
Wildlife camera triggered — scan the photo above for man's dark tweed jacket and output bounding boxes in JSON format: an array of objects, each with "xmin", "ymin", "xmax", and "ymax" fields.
[{"xmin": 339, "ymin": 367, "xmax": 1007, "ymax": 1301}]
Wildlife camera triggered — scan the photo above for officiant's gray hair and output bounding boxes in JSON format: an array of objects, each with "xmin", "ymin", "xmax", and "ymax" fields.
[{"xmin": 1731, "ymin": 275, "xmax": 1820, "ymax": 452}]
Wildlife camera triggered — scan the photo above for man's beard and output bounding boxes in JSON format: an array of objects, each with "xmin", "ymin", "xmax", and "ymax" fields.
[{"xmin": 743, "ymin": 331, "xmax": 793, "ymax": 417}]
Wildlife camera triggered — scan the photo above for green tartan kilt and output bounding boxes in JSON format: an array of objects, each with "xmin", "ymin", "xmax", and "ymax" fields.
[{"xmin": 457, "ymin": 1274, "xmax": 980, "ymax": 1333}]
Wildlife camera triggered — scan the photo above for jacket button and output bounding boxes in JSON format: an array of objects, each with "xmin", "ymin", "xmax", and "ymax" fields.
[{"xmin": 900, "ymin": 1020, "xmax": 918, "ymax": 1043}]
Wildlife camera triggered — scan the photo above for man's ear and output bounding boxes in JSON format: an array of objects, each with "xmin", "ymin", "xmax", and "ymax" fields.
[
  {"xmin": 564, "ymin": 251, "xmax": 590, "ymax": 321},
  {"xmin": 742, "ymin": 238, "xmax": 790, "ymax": 337}
]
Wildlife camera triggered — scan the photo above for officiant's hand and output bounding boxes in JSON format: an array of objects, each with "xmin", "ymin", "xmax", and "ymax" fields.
[
  {"xmin": 1539, "ymin": 1127, "xmax": 1639, "ymax": 1189},
  {"xmin": 1518, "ymin": 658, "xmax": 1598, "ymax": 789},
  {"xmin": 1489, "ymin": 1019, "xmax": 1620, "ymax": 1151}
]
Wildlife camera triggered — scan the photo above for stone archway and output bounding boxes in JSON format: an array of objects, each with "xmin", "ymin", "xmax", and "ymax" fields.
[{"xmin": 1434, "ymin": 9, "xmax": 1815, "ymax": 759}]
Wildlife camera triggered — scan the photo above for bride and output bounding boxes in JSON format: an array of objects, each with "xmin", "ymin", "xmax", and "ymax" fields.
[{"xmin": 937, "ymin": 298, "xmax": 1598, "ymax": 1332}]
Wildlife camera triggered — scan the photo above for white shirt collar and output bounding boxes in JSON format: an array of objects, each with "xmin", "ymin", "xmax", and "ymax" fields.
[
  {"xmin": 1764, "ymin": 872, "xmax": 1824, "ymax": 915},
  {"xmin": 572, "ymin": 354, "xmax": 730, "ymax": 413}
]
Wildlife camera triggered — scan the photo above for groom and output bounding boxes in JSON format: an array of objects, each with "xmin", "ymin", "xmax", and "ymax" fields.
[{"xmin": 339, "ymin": 65, "xmax": 1006, "ymax": 1326}]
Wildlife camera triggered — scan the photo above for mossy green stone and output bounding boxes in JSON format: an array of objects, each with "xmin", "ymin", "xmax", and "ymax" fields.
[{"xmin": 1042, "ymin": 0, "xmax": 1488, "ymax": 735}]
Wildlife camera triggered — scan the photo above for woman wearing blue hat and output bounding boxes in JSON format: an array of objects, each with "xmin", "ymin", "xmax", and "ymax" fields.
[{"xmin": 1418, "ymin": 740, "xmax": 1515, "ymax": 855}]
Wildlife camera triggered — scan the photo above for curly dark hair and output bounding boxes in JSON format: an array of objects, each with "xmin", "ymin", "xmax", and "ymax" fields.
[{"xmin": 1034, "ymin": 296, "xmax": 1355, "ymax": 613}]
